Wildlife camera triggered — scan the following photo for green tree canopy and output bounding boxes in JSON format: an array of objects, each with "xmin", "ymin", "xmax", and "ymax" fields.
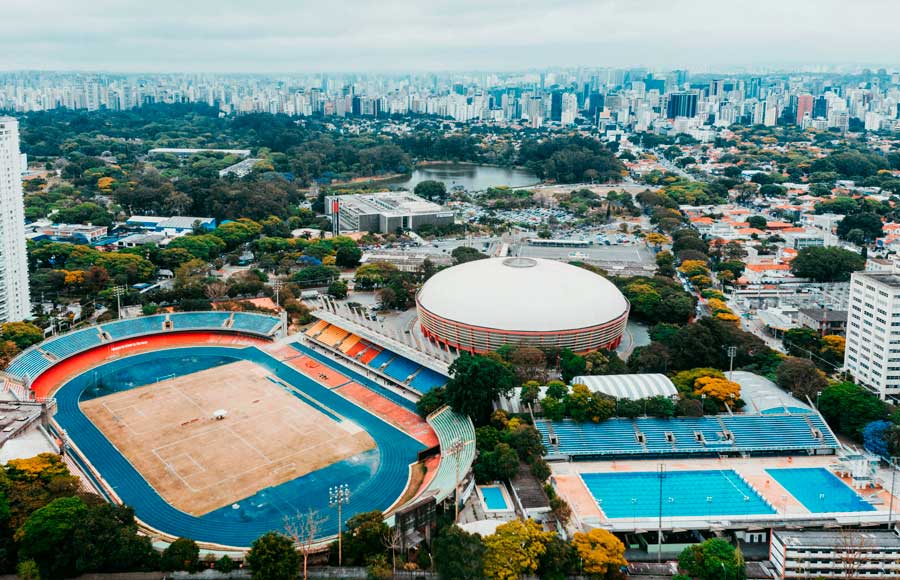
[
  {"xmin": 790, "ymin": 246, "xmax": 864, "ymax": 282},
  {"xmin": 246, "ymin": 532, "xmax": 300, "ymax": 580},
  {"xmin": 445, "ymin": 353, "xmax": 517, "ymax": 425}
]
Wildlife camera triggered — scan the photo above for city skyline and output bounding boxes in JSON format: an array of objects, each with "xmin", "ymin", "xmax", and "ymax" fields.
[{"xmin": 2, "ymin": 0, "xmax": 899, "ymax": 74}]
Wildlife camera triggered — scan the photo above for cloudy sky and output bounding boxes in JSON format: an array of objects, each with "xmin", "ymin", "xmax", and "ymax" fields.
[{"xmin": 2, "ymin": 0, "xmax": 897, "ymax": 73}]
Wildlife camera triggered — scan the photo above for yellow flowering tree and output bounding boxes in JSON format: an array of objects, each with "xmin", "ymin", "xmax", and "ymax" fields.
[
  {"xmin": 483, "ymin": 519, "xmax": 554, "ymax": 580},
  {"xmin": 693, "ymin": 376, "xmax": 741, "ymax": 403},
  {"xmin": 572, "ymin": 528, "xmax": 628, "ymax": 578}
]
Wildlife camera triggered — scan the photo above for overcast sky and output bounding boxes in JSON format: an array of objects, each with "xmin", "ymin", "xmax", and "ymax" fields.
[{"xmin": 2, "ymin": 0, "xmax": 897, "ymax": 73}]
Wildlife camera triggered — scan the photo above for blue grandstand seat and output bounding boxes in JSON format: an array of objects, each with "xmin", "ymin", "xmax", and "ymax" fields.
[
  {"xmin": 539, "ymin": 413, "xmax": 837, "ymax": 459},
  {"xmin": 383, "ymin": 356, "xmax": 420, "ymax": 382},
  {"xmin": 409, "ymin": 368, "xmax": 448, "ymax": 392},
  {"xmin": 6, "ymin": 349, "xmax": 52, "ymax": 380},
  {"xmin": 231, "ymin": 312, "xmax": 280, "ymax": 335},
  {"xmin": 172, "ymin": 312, "xmax": 230, "ymax": 329},
  {"xmin": 102, "ymin": 315, "xmax": 167, "ymax": 339},
  {"xmin": 41, "ymin": 329, "xmax": 103, "ymax": 359},
  {"xmin": 368, "ymin": 349, "xmax": 396, "ymax": 369}
]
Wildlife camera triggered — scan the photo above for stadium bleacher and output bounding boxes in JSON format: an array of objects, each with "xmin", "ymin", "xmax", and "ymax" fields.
[
  {"xmin": 40, "ymin": 329, "xmax": 103, "ymax": 359},
  {"xmin": 230, "ymin": 312, "xmax": 280, "ymax": 335},
  {"xmin": 6, "ymin": 349, "xmax": 52, "ymax": 380},
  {"xmin": 358, "ymin": 345, "xmax": 383, "ymax": 364},
  {"xmin": 5, "ymin": 311, "xmax": 282, "ymax": 382},
  {"xmin": 305, "ymin": 320, "xmax": 329, "ymax": 338},
  {"xmin": 409, "ymin": 368, "xmax": 449, "ymax": 392},
  {"xmin": 346, "ymin": 342, "xmax": 368, "ymax": 358},
  {"xmin": 538, "ymin": 413, "xmax": 839, "ymax": 459},
  {"xmin": 368, "ymin": 349, "xmax": 396, "ymax": 369},
  {"xmin": 172, "ymin": 312, "xmax": 230, "ymax": 329},
  {"xmin": 383, "ymin": 356, "xmax": 420, "ymax": 382},
  {"xmin": 422, "ymin": 406, "xmax": 476, "ymax": 502},
  {"xmin": 339, "ymin": 334, "xmax": 361, "ymax": 354},
  {"xmin": 317, "ymin": 325, "xmax": 350, "ymax": 348},
  {"xmin": 102, "ymin": 315, "xmax": 167, "ymax": 339}
]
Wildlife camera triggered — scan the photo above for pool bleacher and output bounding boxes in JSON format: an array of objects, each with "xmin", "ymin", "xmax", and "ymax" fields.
[
  {"xmin": 538, "ymin": 413, "xmax": 840, "ymax": 459},
  {"xmin": 230, "ymin": 312, "xmax": 280, "ymax": 335},
  {"xmin": 422, "ymin": 406, "xmax": 476, "ymax": 502}
]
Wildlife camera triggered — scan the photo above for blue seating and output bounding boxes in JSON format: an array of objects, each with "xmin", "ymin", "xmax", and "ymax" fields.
[
  {"xmin": 383, "ymin": 356, "xmax": 420, "ymax": 382},
  {"xmin": 6, "ymin": 349, "xmax": 52, "ymax": 380},
  {"xmin": 231, "ymin": 312, "xmax": 280, "ymax": 335},
  {"xmin": 41, "ymin": 329, "xmax": 102, "ymax": 359},
  {"xmin": 102, "ymin": 316, "xmax": 166, "ymax": 339},
  {"xmin": 540, "ymin": 413, "xmax": 838, "ymax": 459},
  {"xmin": 368, "ymin": 349, "xmax": 396, "ymax": 369},
  {"xmin": 172, "ymin": 312, "xmax": 230, "ymax": 329},
  {"xmin": 409, "ymin": 368, "xmax": 448, "ymax": 392}
]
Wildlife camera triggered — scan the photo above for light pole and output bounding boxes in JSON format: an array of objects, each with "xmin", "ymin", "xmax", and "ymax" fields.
[
  {"xmin": 329, "ymin": 484, "xmax": 351, "ymax": 567},
  {"xmin": 726, "ymin": 346, "xmax": 737, "ymax": 380},
  {"xmin": 816, "ymin": 391, "xmax": 822, "ymax": 410},
  {"xmin": 273, "ymin": 279, "xmax": 283, "ymax": 310},
  {"xmin": 112, "ymin": 285, "xmax": 125, "ymax": 319},
  {"xmin": 447, "ymin": 439, "xmax": 466, "ymax": 521},
  {"xmin": 889, "ymin": 457, "xmax": 900, "ymax": 529}
]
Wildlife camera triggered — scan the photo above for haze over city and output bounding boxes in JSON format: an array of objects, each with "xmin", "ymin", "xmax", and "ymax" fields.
[{"xmin": 2, "ymin": 0, "xmax": 899, "ymax": 72}]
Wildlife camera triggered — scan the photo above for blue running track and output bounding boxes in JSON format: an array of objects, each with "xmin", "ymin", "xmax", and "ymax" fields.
[{"xmin": 54, "ymin": 345, "xmax": 424, "ymax": 547}]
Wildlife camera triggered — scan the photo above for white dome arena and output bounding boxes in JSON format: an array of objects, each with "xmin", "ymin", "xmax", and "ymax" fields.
[{"xmin": 416, "ymin": 257, "xmax": 630, "ymax": 354}]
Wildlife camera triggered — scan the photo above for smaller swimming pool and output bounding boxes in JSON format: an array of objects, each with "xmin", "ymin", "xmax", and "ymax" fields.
[
  {"xmin": 767, "ymin": 468, "xmax": 875, "ymax": 513},
  {"xmin": 480, "ymin": 486, "xmax": 510, "ymax": 511}
]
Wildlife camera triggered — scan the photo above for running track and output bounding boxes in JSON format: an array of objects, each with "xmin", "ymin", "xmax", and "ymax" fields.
[{"xmin": 53, "ymin": 345, "xmax": 424, "ymax": 547}]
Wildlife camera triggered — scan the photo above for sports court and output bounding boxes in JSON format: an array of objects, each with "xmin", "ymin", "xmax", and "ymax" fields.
[{"xmin": 81, "ymin": 360, "xmax": 374, "ymax": 515}]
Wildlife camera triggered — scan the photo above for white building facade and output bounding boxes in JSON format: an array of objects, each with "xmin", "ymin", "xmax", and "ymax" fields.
[
  {"xmin": 0, "ymin": 117, "xmax": 31, "ymax": 323},
  {"xmin": 844, "ymin": 271, "xmax": 900, "ymax": 400},
  {"xmin": 770, "ymin": 529, "xmax": 900, "ymax": 579}
]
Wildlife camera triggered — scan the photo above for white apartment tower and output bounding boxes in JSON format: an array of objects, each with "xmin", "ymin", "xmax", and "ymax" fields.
[
  {"xmin": 844, "ymin": 271, "xmax": 900, "ymax": 400},
  {"xmin": 0, "ymin": 117, "xmax": 31, "ymax": 323}
]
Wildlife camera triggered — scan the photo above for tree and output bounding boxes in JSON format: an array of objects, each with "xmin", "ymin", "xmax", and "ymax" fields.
[
  {"xmin": 1, "ymin": 322, "xmax": 43, "ymax": 350},
  {"xmin": 72, "ymin": 502, "xmax": 158, "ymax": 574},
  {"xmin": 863, "ymin": 420, "xmax": 892, "ymax": 458},
  {"xmin": 790, "ymin": 246, "xmax": 864, "ymax": 282},
  {"xmin": 445, "ymin": 354, "xmax": 517, "ymax": 425},
  {"xmin": 414, "ymin": 180, "xmax": 448, "ymax": 202},
  {"xmin": 747, "ymin": 215, "xmax": 767, "ymax": 230},
  {"xmin": 160, "ymin": 537, "xmax": 199, "ymax": 572},
  {"xmin": 483, "ymin": 519, "xmax": 553, "ymax": 580},
  {"xmin": 15, "ymin": 496, "xmax": 88, "ymax": 579},
  {"xmin": 571, "ymin": 529, "xmax": 627, "ymax": 579},
  {"xmin": 293, "ymin": 265, "xmax": 340, "ymax": 288},
  {"xmin": 215, "ymin": 556, "xmax": 237, "ymax": 573},
  {"xmin": 327, "ymin": 280, "xmax": 349, "ymax": 299},
  {"xmin": 693, "ymin": 376, "xmax": 741, "ymax": 405},
  {"xmin": 836, "ymin": 212, "xmax": 883, "ymax": 243},
  {"xmin": 655, "ymin": 251, "xmax": 676, "ymax": 277},
  {"xmin": 246, "ymin": 532, "xmax": 300, "ymax": 580},
  {"xmin": 451, "ymin": 246, "xmax": 488, "ymax": 264},
  {"xmin": 335, "ymin": 245, "xmax": 363, "ymax": 268},
  {"xmin": 341, "ymin": 510, "xmax": 388, "ymax": 566},
  {"xmin": 433, "ymin": 525, "xmax": 485, "ymax": 580},
  {"xmin": 677, "ymin": 538, "xmax": 745, "ymax": 580},
  {"xmin": 818, "ymin": 382, "xmax": 887, "ymax": 440},
  {"xmin": 521, "ymin": 382, "xmax": 541, "ymax": 409},
  {"xmin": 285, "ymin": 509, "xmax": 327, "ymax": 580},
  {"xmin": 776, "ymin": 357, "xmax": 828, "ymax": 400},
  {"xmin": 17, "ymin": 560, "xmax": 40, "ymax": 580}
]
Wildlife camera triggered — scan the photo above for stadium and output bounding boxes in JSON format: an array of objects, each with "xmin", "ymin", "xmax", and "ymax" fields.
[
  {"xmin": 416, "ymin": 257, "xmax": 630, "ymax": 354},
  {"xmin": 1, "ymin": 311, "xmax": 474, "ymax": 550}
]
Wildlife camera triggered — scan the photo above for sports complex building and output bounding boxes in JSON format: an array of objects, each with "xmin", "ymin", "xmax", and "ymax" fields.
[
  {"xmin": 416, "ymin": 257, "xmax": 630, "ymax": 354},
  {"xmin": 1, "ymin": 310, "xmax": 473, "ymax": 551}
]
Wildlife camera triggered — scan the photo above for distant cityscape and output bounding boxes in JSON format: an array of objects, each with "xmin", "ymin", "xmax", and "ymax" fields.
[{"xmin": 2, "ymin": 68, "xmax": 900, "ymax": 136}]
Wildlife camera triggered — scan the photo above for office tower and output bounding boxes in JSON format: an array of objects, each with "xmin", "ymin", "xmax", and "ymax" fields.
[
  {"xmin": 796, "ymin": 94, "xmax": 814, "ymax": 124},
  {"xmin": 844, "ymin": 271, "xmax": 900, "ymax": 400},
  {"xmin": 812, "ymin": 96, "xmax": 828, "ymax": 119},
  {"xmin": 588, "ymin": 92, "xmax": 605, "ymax": 121},
  {"xmin": 0, "ymin": 117, "xmax": 31, "ymax": 323},
  {"xmin": 666, "ymin": 91, "xmax": 698, "ymax": 119},
  {"xmin": 550, "ymin": 90, "xmax": 563, "ymax": 122},
  {"xmin": 561, "ymin": 93, "xmax": 578, "ymax": 125}
]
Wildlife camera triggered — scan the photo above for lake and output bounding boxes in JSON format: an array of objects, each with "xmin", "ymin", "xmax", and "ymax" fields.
[{"xmin": 394, "ymin": 163, "xmax": 539, "ymax": 192}]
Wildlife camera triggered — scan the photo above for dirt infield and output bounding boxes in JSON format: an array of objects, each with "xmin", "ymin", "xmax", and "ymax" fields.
[{"xmin": 81, "ymin": 360, "xmax": 374, "ymax": 515}]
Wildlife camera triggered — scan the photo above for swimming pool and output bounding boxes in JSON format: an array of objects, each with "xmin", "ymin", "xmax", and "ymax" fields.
[
  {"xmin": 766, "ymin": 468, "xmax": 875, "ymax": 513},
  {"xmin": 581, "ymin": 470, "xmax": 775, "ymax": 518},
  {"xmin": 481, "ymin": 486, "xmax": 509, "ymax": 511}
]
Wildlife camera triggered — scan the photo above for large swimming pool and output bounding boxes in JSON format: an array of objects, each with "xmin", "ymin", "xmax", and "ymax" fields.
[
  {"xmin": 581, "ymin": 470, "xmax": 775, "ymax": 518},
  {"xmin": 766, "ymin": 468, "xmax": 875, "ymax": 513}
]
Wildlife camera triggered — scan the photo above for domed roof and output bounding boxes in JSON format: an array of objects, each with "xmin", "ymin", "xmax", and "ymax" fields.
[{"xmin": 416, "ymin": 257, "xmax": 629, "ymax": 332}]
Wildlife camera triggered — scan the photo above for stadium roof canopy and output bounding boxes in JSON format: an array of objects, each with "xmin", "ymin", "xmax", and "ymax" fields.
[{"xmin": 571, "ymin": 373, "xmax": 677, "ymax": 400}]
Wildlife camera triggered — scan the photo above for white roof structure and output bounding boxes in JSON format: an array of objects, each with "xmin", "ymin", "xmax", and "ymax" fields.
[
  {"xmin": 571, "ymin": 373, "xmax": 677, "ymax": 400},
  {"xmin": 416, "ymin": 257, "xmax": 628, "ymax": 332}
]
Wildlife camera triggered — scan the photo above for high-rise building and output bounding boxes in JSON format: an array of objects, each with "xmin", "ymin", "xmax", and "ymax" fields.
[
  {"xmin": 0, "ymin": 117, "xmax": 31, "ymax": 323},
  {"xmin": 812, "ymin": 96, "xmax": 828, "ymax": 119},
  {"xmin": 550, "ymin": 90, "xmax": 563, "ymax": 122},
  {"xmin": 666, "ymin": 91, "xmax": 698, "ymax": 119},
  {"xmin": 844, "ymin": 271, "xmax": 900, "ymax": 400},
  {"xmin": 796, "ymin": 94, "xmax": 814, "ymax": 124}
]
